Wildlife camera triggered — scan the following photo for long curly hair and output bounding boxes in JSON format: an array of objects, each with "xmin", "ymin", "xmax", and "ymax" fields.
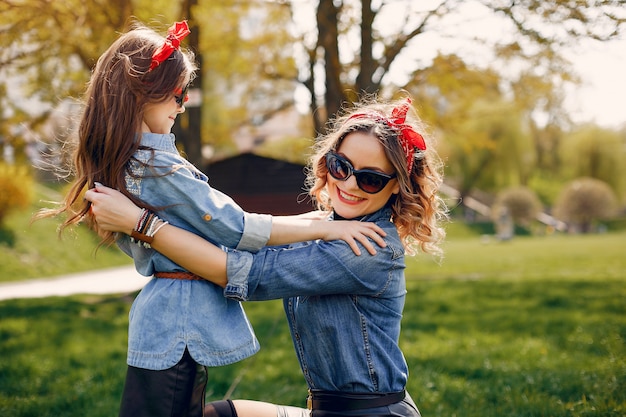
[
  {"xmin": 306, "ymin": 95, "xmax": 447, "ymax": 256},
  {"xmin": 36, "ymin": 22, "xmax": 197, "ymax": 244}
]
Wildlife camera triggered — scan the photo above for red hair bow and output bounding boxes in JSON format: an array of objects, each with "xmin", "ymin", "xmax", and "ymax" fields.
[
  {"xmin": 349, "ymin": 98, "xmax": 426, "ymax": 173},
  {"xmin": 390, "ymin": 98, "xmax": 426, "ymax": 173},
  {"xmin": 149, "ymin": 21, "xmax": 191, "ymax": 71}
]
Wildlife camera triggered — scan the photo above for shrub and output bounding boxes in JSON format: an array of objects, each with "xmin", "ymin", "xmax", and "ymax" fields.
[
  {"xmin": 0, "ymin": 162, "xmax": 33, "ymax": 226},
  {"xmin": 492, "ymin": 186, "xmax": 542, "ymax": 227},
  {"xmin": 553, "ymin": 177, "xmax": 618, "ymax": 233}
]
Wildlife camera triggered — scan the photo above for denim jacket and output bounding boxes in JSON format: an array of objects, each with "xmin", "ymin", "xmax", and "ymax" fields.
[
  {"xmin": 118, "ymin": 132, "xmax": 272, "ymax": 370},
  {"xmin": 224, "ymin": 207, "xmax": 410, "ymax": 393}
]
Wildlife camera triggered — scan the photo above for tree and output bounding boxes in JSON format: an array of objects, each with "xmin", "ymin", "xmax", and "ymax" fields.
[
  {"xmin": 213, "ymin": 0, "xmax": 622, "ymax": 201},
  {"xmin": 559, "ymin": 125, "xmax": 625, "ymax": 199},
  {"xmin": 553, "ymin": 177, "xmax": 618, "ymax": 233},
  {"xmin": 1, "ymin": 0, "xmax": 298, "ymax": 165},
  {"xmin": 0, "ymin": 0, "xmax": 181, "ymax": 162},
  {"xmin": 407, "ymin": 54, "xmax": 536, "ymax": 200},
  {"xmin": 289, "ymin": 0, "xmax": 624, "ymax": 134},
  {"xmin": 450, "ymin": 98, "xmax": 534, "ymax": 196},
  {"xmin": 2, "ymin": 0, "xmax": 624, "ymax": 169},
  {"xmin": 173, "ymin": 0, "xmax": 203, "ymax": 168},
  {"xmin": 192, "ymin": 0, "xmax": 299, "ymax": 157}
]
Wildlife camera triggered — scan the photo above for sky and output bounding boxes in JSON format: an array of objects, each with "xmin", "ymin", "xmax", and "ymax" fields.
[
  {"xmin": 562, "ymin": 39, "xmax": 626, "ymax": 128},
  {"xmin": 371, "ymin": 1, "xmax": 626, "ymax": 129}
]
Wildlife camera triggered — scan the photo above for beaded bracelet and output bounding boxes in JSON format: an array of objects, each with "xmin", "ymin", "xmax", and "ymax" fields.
[{"xmin": 130, "ymin": 208, "xmax": 169, "ymax": 249}]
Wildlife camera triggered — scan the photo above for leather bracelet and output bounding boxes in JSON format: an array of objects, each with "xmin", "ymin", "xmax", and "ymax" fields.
[{"xmin": 130, "ymin": 229, "xmax": 154, "ymax": 245}]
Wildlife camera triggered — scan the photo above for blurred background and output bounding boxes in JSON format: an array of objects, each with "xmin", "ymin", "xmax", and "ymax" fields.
[
  {"xmin": 1, "ymin": 0, "xmax": 625, "ymax": 231},
  {"xmin": 0, "ymin": 1, "xmax": 625, "ymax": 416}
]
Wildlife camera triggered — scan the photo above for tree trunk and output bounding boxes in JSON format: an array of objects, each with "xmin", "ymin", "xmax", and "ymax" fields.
[
  {"xmin": 316, "ymin": 0, "xmax": 347, "ymax": 134},
  {"xmin": 173, "ymin": 0, "xmax": 203, "ymax": 171},
  {"xmin": 355, "ymin": 0, "xmax": 377, "ymax": 94}
]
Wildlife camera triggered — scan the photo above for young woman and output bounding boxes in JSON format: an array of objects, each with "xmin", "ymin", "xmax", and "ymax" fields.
[
  {"xmin": 36, "ymin": 20, "xmax": 385, "ymax": 417},
  {"xmin": 86, "ymin": 95, "xmax": 446, "ymax": 417}
]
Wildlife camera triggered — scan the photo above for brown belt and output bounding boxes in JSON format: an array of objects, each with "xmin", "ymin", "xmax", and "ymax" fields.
[{"xmin": 154, "ymin": 271, "xmax": 203, "ymax": 281}]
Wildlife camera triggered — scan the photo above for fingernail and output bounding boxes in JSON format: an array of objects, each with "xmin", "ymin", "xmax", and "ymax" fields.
[{"xmin": 94, "ymin": 182, "xmax": 103, "ymax": 187}]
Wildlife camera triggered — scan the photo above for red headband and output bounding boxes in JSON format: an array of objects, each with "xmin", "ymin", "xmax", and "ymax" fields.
[
  {"xmin": 349, "ymin": 98, "xmax": 426, "ymax": 173},
  {"xmin": 149, "ymin": 21, "xmax": 191, "ymax": 71}
]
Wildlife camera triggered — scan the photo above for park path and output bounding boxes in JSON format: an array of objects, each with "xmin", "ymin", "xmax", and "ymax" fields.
[{"xmin": 0, "ymin": 265, "xmax": 150, "ymax": 301}]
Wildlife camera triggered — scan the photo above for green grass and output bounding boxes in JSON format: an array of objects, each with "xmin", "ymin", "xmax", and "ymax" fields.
[
  {"xmin": 1, "ymin": 224, "xmax": 624, "ymax": 416},
  {"xmin": 0, "ymin": 184, "xmax": 132, "ymax": 283}
]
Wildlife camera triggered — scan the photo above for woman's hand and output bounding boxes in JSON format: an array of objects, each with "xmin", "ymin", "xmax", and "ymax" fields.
[
  {"xmin": 317, "ymin": 221, "xmax": 387, "ymax": 256},
  {"xmin": 84, "ymin": 184, "xmax": 143, "ymax": 235}
]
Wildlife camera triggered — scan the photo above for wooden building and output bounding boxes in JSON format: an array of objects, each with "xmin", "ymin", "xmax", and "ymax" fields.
[{"xmin": 205, "ymin": 153, "xmax": 313, "ymax": 215}]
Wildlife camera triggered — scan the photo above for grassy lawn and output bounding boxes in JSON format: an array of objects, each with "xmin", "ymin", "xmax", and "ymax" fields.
[
  {"xmin": 0, "ymin": 184, "xmax": 132, "ymax": 283},
  {"xmin": 0, "ymin": 223, "xmax": 624, "ymax": 416}
]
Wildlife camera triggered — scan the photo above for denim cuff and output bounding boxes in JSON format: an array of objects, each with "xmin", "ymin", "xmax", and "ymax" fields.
[
  {"xmin": 237, "ymin": 213, "xmax": 272, "ymax": 252},
  {"xmin": 224, "ymin": 251, "xmax": 254, "ymax": 301}
]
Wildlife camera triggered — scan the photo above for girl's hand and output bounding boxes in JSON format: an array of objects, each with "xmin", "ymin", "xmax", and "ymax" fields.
[
  {"xmin": 84, "ymin": 184, "xmax": 143, "ymax": 235},
  {"xmin": 318, "ymin": 221, "xmax": 387, "ymax": 256}
]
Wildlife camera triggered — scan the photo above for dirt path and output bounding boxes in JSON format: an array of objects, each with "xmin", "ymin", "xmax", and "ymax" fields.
[{"xmin": 0, "ymin": 265, "xmax": 150, "ymax": 301}]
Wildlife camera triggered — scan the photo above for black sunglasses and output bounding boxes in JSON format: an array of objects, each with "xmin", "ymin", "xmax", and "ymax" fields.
[
  {"xmin": 174, "ymin": 83, "xmax": 190, "ymax": 107},
  {"xmin": 325, "ymin": 152, "xmax": 396, "ymax": 194}
]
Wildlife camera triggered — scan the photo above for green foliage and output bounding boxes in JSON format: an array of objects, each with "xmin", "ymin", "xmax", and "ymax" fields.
[
  {"xmin": 409, "ymin": 55, "xmax": 538, "ymax": 196},
  {"xmin": 450, "ymin": 99, "xmax": 535, "ymax": 194},
  {"xmin": 527, "ymin": 173, "xmax": 565, "ymax": 206},
  {"xmin": 195, "ymin": 0, "xmax": 299, "ymax": 151},
  {"xmin": 554, "ymin": 177, "xmax": 619, "ymax": 233},
  {"xmin": 0, "ymin": 0, "xmax": 181, "ymax": 156},
  {"xmin": 2, "ymin": 0, "xmax": 625, "ymax": 198},
  {"xmin": 410, "ymin": 54, "xmax": 503, "ymax": 122},
  {"xmin": 0, "ymin": 163, "xmax": 33, "ymax": 226},
  {"xmin": 559, "ymin": 125, "xmax": 625, "ymax": 198},
  {"xmin": 1, "ymin": 232, "xmax": 624, "ymax": 416},
  {"xmin": 1, "ymin": 1, "xmax": 625, "ymax": 245}
]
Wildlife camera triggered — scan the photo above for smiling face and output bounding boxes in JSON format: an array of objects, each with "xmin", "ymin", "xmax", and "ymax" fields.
[
  {"xmin": 327, "ymin": 131, "xmax": 400, "ymax": 219},
  {"xmin": 141, "ymin": 94, "xmax": 185, "ymax": 134}
]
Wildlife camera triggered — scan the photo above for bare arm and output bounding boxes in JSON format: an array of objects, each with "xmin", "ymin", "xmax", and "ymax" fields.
[
  {"xmin": 85, "ymin": 184, "xmax": 387, "ymax": 286},
  {"xmin": 150, "ymin": 223, "xmax": 229, "ymax": 287},
  {"xmin": 268, "ymin": 215, "xmax": 385, "ymax": 255},
  {"xmin": 86, "ymin": 185, "xmax": 229, "ymax": 286},
  {"xmin": 86, "ymin": 183, "xmax": 386, "ymax": 254}
]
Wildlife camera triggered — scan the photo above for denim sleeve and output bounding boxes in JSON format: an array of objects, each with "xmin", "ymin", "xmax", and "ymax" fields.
[
  {"xmin": 223, "ymin": 250, "xmax": 255, "ymax": 301},
  {"xmin": 132, "ymin": 150, "xmax": 271, "ymax": 251},
  {"xmin": 238, "ymin": 213, "xmax": 272, "ymax": 251},
  {"xmin": 223, "ymin": 230, "xmax": 406, "ymax": 301}
]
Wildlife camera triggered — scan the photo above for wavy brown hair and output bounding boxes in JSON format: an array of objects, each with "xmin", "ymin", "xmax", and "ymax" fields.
[
  {"xmin": 36, "ymin": 22, "xmax": 197, "ymax": 244},
  {"xmin": 305, "ymin": 95, "xmax": 447, "ymax": 256}
]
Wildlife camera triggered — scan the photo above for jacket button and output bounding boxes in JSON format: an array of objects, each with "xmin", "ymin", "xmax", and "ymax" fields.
[{"xmin": 203, "ymin": 214, "xmax": 212, "ymax": 221}]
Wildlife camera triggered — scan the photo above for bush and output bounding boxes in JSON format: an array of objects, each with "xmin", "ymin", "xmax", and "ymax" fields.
[
  {"xmin": 553, "ymin": 177, "xmax": 618, "ymax": 233},
  {"xmin": 491, "ymin": 187, "xmax": 542, "ymax": 239},
  {"xmin": 0, "ymin": 163, "xmax": 33, "ymax": 226},
  {"xmin": 493, "ymin": 186, "xmax": 542, "ymax": 227}
]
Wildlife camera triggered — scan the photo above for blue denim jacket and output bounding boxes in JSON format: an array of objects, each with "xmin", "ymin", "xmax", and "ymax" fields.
[
  {"xmin": 118, "ymin": 132, "xmax": 272, "ymax": 370},
  {"xmin": 224, "ymin": 207, "xmax": 410, "ymax": 393}
]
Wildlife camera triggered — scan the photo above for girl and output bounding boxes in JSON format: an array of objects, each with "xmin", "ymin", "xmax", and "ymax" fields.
[
  {"xmin": 86, "ymin": 95, "xmax": 447, "ymax": 417},
  {"xmin": 37, "ymin": 21, "xmax": 384, "ymax": 417}
]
